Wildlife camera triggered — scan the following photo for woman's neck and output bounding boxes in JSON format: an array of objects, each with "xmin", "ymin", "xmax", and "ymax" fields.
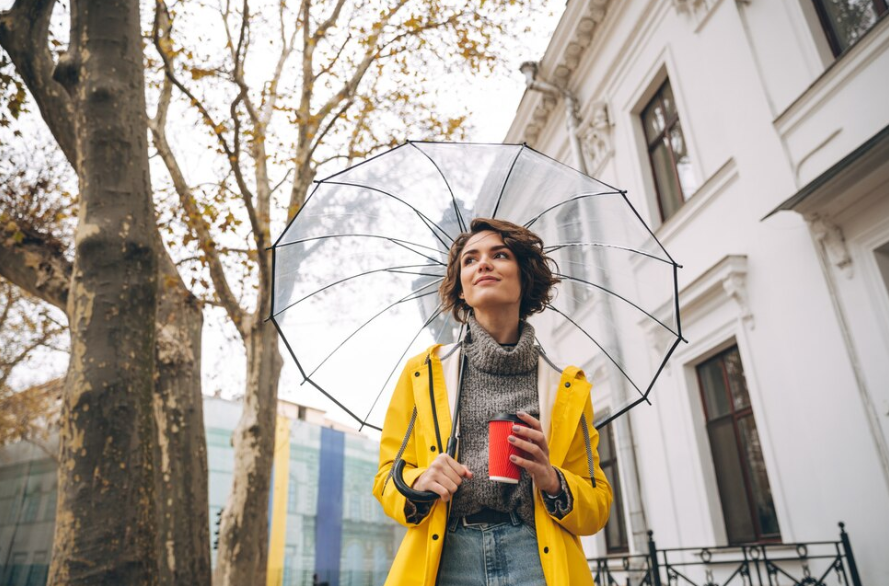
[{"xmin": 472, "ymin": 309, "xmax": 521, "ymax": 344}]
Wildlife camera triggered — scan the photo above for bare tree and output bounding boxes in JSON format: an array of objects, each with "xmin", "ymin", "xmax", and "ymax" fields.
[
  {"xmin": 149, "ymin": 0, "xmax": 536, "ymax": 582},
  {"xmin": 0, "ymin": 0, "xmax": 210, "ymax": 584}
]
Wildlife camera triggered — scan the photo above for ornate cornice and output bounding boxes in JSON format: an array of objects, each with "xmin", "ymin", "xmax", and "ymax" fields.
[{"xmin": 523, "ymin": 0, "xmax": 614, "ymax": 145}]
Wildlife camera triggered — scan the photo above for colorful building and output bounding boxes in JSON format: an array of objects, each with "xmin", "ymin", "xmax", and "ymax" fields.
[{"xmin": 0, "ymin": 396, "xmax": 404, "ymax": 586}]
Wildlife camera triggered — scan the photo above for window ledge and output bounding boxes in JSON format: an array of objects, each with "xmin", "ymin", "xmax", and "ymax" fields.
[
  {"xmin": 647, "ymin": 157, "xmax": 739, "ymax": 250},
  {"xmin": 774, "ymin": 13, "xmax": 889, "ymax": 137}
]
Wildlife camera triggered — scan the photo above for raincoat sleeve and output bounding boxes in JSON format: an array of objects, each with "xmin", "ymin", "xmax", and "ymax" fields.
[
  {"xmin": 372, "ymin": 360, "xmax": 436, "ymax": 528},
  {"xmin": 549, "ymin": 394, "xmax": 613, "ymax": 536}
]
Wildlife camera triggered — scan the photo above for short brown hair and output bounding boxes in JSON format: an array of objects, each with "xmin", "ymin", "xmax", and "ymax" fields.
[{"xmin": 439, "ymin": 218, "xmax": 561, "ymax": 322}]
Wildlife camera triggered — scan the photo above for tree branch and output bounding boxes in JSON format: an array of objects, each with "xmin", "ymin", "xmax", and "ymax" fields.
[
  {"xmin": 0, "ymin": 226, "xmax": 71, "ymax": 313},
  {"xmin": 149, "ymin": 80, "xmax": 247, "ymax": 336},
  {"xmin": 0, "ymin": 0, "xmax": 77, "ymax": 166}
]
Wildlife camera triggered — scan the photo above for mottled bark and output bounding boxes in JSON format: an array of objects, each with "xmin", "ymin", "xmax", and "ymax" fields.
[
  {"xmin": 212, "ymin": 317, "xmax": 283, "ymax": 586},
  {"xmin": 0, "ymin": 227, "xmax": 71, "ymax": 312},
  {"xmin": 47, "ymin": 0, "xmax": 160, "ymax": 584},
  {"xmin": 154, "ymin": 253, "xmax": 211, "ymax": 586}
]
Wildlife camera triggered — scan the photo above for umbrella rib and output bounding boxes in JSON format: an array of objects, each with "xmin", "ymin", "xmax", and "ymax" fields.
[
  {"xmin": 360, "ymin": 302, "xmax": 447, "ymax": 427},
  {"xmin": 491, "ymin": 145, "xmax": 524, "ymax": 219},
  {"xmin": 276, "ymin": 233, "xmax": 444, "ymax": 256},
  {"xmin": 544, "ymin": 303, "xmax": 646, "ymax": 400},
  {"xmin": 273, "ymin": 182, "xmax": 321, "ymax": 247},
  {"xmin": 620, "ymin": 191, "xmax": 680, "ymax": 266},
  {"xmin": 315, "ymin": 142, "xmax": 410, "ymax": 184},
  {"xmin": 322, "ymin": 180, "xmax": 454, "ymax": 248},
  {"xmin": 523, "ymin": 191, "xmax": 623, "ymax": 230},
  {"xmin": 520, "ymin": 143, "xmax": 625, "ymax": 193},
  {"xmin": 272, "ymin": 263, "xmax": 442, "ymax": 318},
  {"xmin": 304, "ymin": 284, "xmax": 443, "ymax": 380},
  {"xmin": 553, "ymin": 272, "xmax": 680, "ymax": 338},
  {"xmin": 276, "ymin": 233, "xmax": 446, "ymax": 266},
  {"xmin": 594, "ymin": 335, "xmax": 682, "ymax": 430},
  {"xmin": 545, "ymin": 242, "xmax": 674, "ymax": 266},
  {"xmin": 409, "ymin": 142, "xmax": 466, "ymax": 233},
  {"xmin": 271, "ymin": 315, "xmax": 376, "ymax": 430}
]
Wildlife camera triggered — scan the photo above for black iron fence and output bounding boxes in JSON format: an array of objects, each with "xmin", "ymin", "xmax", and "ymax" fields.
[{"xmin": 589, "ymin": 522, "xmax": 862, "ymax": 586}]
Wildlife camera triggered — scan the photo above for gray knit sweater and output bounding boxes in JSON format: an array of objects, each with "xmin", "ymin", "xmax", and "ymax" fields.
[
  {"xmin": 404, "ymin": 316, "xmax": 572, "ymax": 525},
  {"xmin": 449, "ymin": 315, "xmax": 541, "ymax": 527}
]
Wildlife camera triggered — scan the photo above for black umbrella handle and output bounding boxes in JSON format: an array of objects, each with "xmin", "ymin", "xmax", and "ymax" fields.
[{"xmin": 392, "ymin": 458, "xmax": 440, "ymax": 503}]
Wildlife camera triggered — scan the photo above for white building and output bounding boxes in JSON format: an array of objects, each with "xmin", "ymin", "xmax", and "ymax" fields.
[{"xmin": 505, "ymin": 0, "xmax": 889, "ymax": 583}]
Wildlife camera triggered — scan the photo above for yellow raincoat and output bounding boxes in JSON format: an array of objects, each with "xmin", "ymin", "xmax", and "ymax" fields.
[{"xmin": 373, "ymin": 343, "xmax": 613, "ymax": 586}]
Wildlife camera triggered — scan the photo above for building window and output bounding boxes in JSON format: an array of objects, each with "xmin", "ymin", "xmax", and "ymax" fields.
[
  {"xmin": 812, "ymin": 0, "xmax": 888, "ymax": 56},
  {"xmin": 558, "ymin": 202, "xmax": 592, "ymax": 311},
  {"xmin": 598, "ymin": 420, "xmax": 629, "ymax": 553},
  {"xmin": 641, "ymin": 80, "xmax": 696, "ymax": 222},
  {"xmin": 697, "ymin": 346, "xmax": 781, "ymax": 544}
]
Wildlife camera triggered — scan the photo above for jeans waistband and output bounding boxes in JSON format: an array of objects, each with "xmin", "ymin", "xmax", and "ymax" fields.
[{"xmin": 448, "ymin": 508, "xmax": 521, "ymax": 531}]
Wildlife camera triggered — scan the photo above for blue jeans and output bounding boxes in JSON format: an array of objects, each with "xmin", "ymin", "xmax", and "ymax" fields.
[{"xmin": 437, "ymin": 511, "xmax": 545, "ymax": 586}]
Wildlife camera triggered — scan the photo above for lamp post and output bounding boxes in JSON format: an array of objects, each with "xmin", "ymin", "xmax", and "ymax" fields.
[
  {"xmin": 520, "ymin": 61, "xmax": 588, "ymax": 174},
  {"xmin": 519, "ymin": 60, "xmax": 651, "ymax": 556}
]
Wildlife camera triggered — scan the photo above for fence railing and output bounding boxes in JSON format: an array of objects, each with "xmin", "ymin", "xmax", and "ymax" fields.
[{"xmin": 589, "ymin": 522, "xmax": 862, "ymax": 586}]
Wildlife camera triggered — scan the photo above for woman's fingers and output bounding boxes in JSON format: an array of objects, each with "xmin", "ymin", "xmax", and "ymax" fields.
[
  {"xmin": 415, "ymin": 454, "xmax": 471, "ymax": 501},
  {"xmin": 516, "ymin": 411, "xmax": 543, "ymax": 431},
  {"xmin": 508, "ymin": 434, "xmax": 545, "ymax": 460},
  {"xmin": 511, "ymin": 424, "xmax": 547, "ymax": 449},
  {"xmin": 442, "ymin": 454, "xmax": 474, "ymax": 479}
]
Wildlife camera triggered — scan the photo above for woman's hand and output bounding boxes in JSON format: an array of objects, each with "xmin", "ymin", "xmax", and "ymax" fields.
[
  {"xmin": 509, "ymin": 411, "xmax": 561, "ymax": 496},
  {"xmin": 412, "ymin": 454, "xmax": 473, "ymax": 503}
]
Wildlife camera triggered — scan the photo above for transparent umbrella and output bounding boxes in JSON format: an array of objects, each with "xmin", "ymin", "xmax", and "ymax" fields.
[{"xmin": 270, "ymin": 141, "xmax": 683, "ymax": 433}]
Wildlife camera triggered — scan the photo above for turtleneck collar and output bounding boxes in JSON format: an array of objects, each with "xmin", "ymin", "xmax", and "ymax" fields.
[{"xmin": 463, "ymin": 314, "xmax": 538, "ymax": 375}]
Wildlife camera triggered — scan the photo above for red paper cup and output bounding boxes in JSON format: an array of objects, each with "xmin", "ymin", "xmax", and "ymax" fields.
[{"xmin": 488, "ymin": 413, "xmax": 529, "ymax": 484}]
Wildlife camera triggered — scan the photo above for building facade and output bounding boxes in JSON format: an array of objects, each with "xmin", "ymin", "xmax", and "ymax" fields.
[
  {"xmin": 505, "ymin": 0, "xmax": 889, "ymax": 583},
  {"xmin": 0, "ymin": 397, "xmax": 404, "ymax": 586}
]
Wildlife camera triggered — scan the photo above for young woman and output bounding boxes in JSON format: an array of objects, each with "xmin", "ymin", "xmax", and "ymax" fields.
[{"xmin": 373, "ymin": 218, "xmax": 613, "ymax": 586}]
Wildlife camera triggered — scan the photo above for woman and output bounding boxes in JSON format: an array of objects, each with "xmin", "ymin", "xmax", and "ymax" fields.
[{"xmin": 373, "ymin": 218, "xmax": 613, "ymax": 586}]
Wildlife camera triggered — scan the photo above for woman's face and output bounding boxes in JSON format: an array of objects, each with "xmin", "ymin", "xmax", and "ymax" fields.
[{"xmin": 458, "ymin": 230, "xmax": 522, "ymax": 316}]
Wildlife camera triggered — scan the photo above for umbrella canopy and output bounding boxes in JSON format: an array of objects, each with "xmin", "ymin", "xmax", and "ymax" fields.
[{"xmin": 271, "ymin": 141, "xmax": 682, "ymax": 431}]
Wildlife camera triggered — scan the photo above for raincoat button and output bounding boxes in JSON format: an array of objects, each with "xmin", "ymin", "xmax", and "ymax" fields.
[
  {"xmin": 415, "ymin": 371, "xmax": 420, "ymax": 377},
  {"xmin": 544, "ymin": 546, "xmax": 549, "ymax": 553},
  {"xmin": 433, "ymin": 534, "xmax": 439, "ymax": 540},
  {"xmin": 430, "ymin": 446, "xmax": 436, "ymax": 452},
  {"xmin": 564, "ymin": 382, "xmax": 571, "ymax": 388}
]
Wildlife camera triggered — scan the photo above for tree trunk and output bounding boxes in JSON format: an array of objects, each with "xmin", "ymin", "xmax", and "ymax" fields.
[
  {"xmin": 212, "ymin": 318, "xmax": 283, "ymax": 586},
  {"xmin": 154, "ymin": 252, "xmax": 211, "ymax": 586},
  {"xmin": 48, "ymin": 0, "xmax": 160, "ymax": 584}
]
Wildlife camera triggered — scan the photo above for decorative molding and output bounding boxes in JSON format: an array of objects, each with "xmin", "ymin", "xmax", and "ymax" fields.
[
  {"xmin": 807, "ymin": 214, "xmax": 854, "ymax": 278},
  {"xmin": 522, "ymin": 0, "xmax": 614, "ymax": 145},
  {"xmin": 721, "ymin": 271, "xmax": 754, "ymax": 329},
  {"xmin": 641, "ymin": 255, "xmax": 753, "ymax": 349},
  {"xmin": 580, "ymin": 101, "xmax": 614, "ymax": 175},
  {"xmin": 672, "ymin": 0, "xmax": 726, "ymax": 32},
  {"xmin": 672, "ymin": 0, "xmax": 707, "ymax": 15}
]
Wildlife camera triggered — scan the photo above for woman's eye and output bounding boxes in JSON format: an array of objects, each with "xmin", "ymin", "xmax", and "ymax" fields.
[{"xmin": 495, "ymin": 252, "xmax": 508, "ymax": 259}]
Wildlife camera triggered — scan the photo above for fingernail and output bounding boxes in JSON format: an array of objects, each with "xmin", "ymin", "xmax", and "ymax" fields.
[
  {"xmin": 512, "ymin": 425, "xmax": 520, "ymax": 432},
  {"xmin": 510, "ymin": 455, "xmax": 517, "ymax": 461},
  {"xmin": 508, "ymin": 436, "xmax": 515, "ymax": 442}
]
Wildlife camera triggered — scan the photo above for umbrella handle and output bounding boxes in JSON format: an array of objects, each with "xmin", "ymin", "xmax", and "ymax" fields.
[{"xmin": 392, "ymin": 458, "xmax": 440, "ymax": 503}]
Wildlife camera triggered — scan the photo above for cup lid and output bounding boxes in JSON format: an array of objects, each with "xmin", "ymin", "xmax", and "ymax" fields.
[{"xmin": 489, "ymin": 413, "xmax": 536, "ymax": 423}]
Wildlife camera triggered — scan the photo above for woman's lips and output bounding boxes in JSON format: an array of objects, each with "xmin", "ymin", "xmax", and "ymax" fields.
[{"xmin": 475, "ymin": 276, "xmax": 498, "ymax": 285}]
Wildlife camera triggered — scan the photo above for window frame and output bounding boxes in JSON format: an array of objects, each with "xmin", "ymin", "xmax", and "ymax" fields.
[
  {"xmin": 598, "ymin": 421, "xmax": 629, "ymax": 554},
  {"xmin": 696, "ymin": 346, "xmax": 781, "ymax": 544},
  {"xmin": 811, "ymin": 0, "xmax": 888, "ymax": 57},
  {"xmin": 641, "ymin": 80, "xmax": 692, "ymax": 222}
]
